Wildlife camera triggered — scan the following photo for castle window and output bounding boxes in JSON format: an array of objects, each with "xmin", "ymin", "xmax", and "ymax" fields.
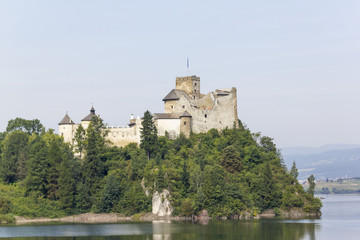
[
  {"xmin": 61, "ymin": 133, "xmax": 63, "ymax": 136},
  {"xmin": 194, "ymin": 89, "xmax": 196, "ymax": 93},
  {"xmin": 182, "ymin": 105, "xmax": 185, "ymax": 109},
  {"xmin": 205, "ymin": 114, "xmax": 207, "ymax": 118},
  {"xmin": 194, "ymin": 96, "xmax": 195, "ymax": 99},
  {"xmin": 184, "ymin": 122, "xmax": 187, "ymax": 125},
  {"xmin": 171, "ymin": 105, "xmax": 173, "ymax": 109},
  {"xmin": 195, "ymin": 83, "xmax": 197, "ymax": 86}
]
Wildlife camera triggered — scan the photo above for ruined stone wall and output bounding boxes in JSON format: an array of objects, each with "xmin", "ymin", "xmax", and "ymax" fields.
[
  {"xmin": 190, "ymin": 88, "xmax": 238, "ymax": 133},
  {"xmin": 168, "ymin": 87, "xmax": 238, "ymax": 133}
]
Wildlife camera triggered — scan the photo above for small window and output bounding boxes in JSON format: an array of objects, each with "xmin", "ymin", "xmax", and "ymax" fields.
[
  {"xmin": 205, "ymin": 114, "xmax": 207, "ymax": 118},
  {"xmin": 184, "ymin": 122, "xmax": 187, "ymax": 125},
  {"xmin": 182, "ymin": 105, "xmax": 185, "ymax": 109},
  {"xmin": 61, "ymin": 133, "xmax": 64, "ymax": 136},
  {"xmin": 194, "ymin": 89, "xmax": 196, "ymax": 92},
  {"xmin": 195, "ymin": 83, "xmax": 197, "ymax": 86},
  {"xmin": 194, "ymin": 96, "xmax": 195, "ymax": 99},
  {"xmin": 171, "ymin": 105, "xmax": 174, "ymax": 109}
]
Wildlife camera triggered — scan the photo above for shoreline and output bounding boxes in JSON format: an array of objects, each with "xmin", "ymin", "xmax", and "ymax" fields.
[{"xmin": 12, "ymin": 209, "xmax": 320, "ymax": 225}]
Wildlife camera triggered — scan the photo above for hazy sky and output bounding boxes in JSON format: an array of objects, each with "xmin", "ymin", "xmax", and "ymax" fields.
[{"xmin": 1, "ymin": 1, "xmax": 359, "ymax": 148}]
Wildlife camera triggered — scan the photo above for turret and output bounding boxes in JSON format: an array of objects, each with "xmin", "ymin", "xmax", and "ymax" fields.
[
  {"xmin": 81, "ymin": 106, "xmax": 96, "ymax": 129},
  {"xmin": 58, "ymin": 113, "xmax": 75, "ymax": 144}
]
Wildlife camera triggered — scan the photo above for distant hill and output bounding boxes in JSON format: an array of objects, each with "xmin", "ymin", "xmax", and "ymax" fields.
[{"xmin": 281, "ymin": 144, "xmax": 360, "ymax": 180}]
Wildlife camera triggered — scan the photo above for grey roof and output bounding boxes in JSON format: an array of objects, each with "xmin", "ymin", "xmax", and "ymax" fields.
[
  {"xmin": 215, "ymin": 89, "xmax": 230, "ymax": 96},
  {"xmin": 81, "ymin": 107, "xmax": 96, "ymax": 121},
  {"xmin": 180, "ymin": 111, "xmax": 192, "ymax": 118},
  {"xmin": 153, "ymin": 113, "xmax": 182, "ymax": 119},
  {"xmin": 58, "ymin": 113, "xmax": 75, "ymax": 125},
  {"xmin": 162, "ymin": 89, "xmax": 189, "ymax": 101},
  {"xmin": 153, "ymin": 111, "xmax": 192, "ymax": 120}
]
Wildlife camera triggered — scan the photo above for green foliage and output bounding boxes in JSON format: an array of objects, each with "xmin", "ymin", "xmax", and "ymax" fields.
[
  {"xmin": 25, "ymin": 136, "xmax": 49, "ymax": 196},
  {"xmin": 290, "ymin": 161, "xmax": 299, "ymax": 180},
  {"xmin": 82, "ymin": 115, "xmax": 108, "ymax": 201},
  {"xmin": 6, "ymin": 118, "xmax": 44, "ymax": 135},
  {"xmin": 0, "ymin": 131, "xmax": 29, "ymax": 183},
  {"xmin": 140, "ymin": 110, "xmax": 158, "ymax": 160},
  {"xmin": 97, "ymin": 174, "xmax": 122, "ymax": 213},
  {"xmin": 0, "ymin": 116, "xmax": 321, "ymax": 218},
  {"xmin": 73, "ymin": 124, "xmax": 86, "ymax": 159},
  {"xmin": 307, "ymin": 174, "xmax": 316, "ymax": 196}
]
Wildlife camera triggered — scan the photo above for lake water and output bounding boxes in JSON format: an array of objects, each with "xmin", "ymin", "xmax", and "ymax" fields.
[{"xmin": 1, "ymin": 194, "xmax": 359, "ymax": 240}]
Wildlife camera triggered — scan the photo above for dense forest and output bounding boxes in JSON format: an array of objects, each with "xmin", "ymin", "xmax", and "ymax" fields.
[{"xmin": 0, "ymin": 113, "xmax": 321, "ymax": 222}]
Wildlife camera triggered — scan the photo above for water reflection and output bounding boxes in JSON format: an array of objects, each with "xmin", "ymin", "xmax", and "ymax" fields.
[
  {"xmin": 4, "ymin": 194, "xmax": 360, "ymax": 240},
  {"xmin": 0, "ymin": 220, "xmax": 318, "ymax": 240}
]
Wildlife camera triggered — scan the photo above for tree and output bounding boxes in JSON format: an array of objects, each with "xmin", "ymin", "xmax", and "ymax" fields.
[
  {"xmin": 82, "ymin": 115, "xmax": 108, "ymax": 201},
  {"xmin": 0, "ymin": 131, "xmax": 29, "ymax": 183},
  {"xmin": 6, "ymin": 118, "xmax": 44, "ymax": 135},
  {"xmin": 290, "ymin": 161, "xmax": 299, "ymax": 180},
  {"xmin": 98, "ymin": 174, "xmax": 122, "ymax": 213},
  {"xmin": 256, "ymin": 162, "xmax": 281, "ymax": 210},
  {"xmin": 46, "ymin": 138, "xmax": 63, "ymax": 200},
  {"xmin": 58, "ymin": 151, "xmax": 78, "ymax": 212},
  {"xmin": 25, "ymin": 136, "xmax": 49, "ymax": 196},
  {"xmin": 220, "ymin": 145, "xmax": 242, "ymax": 174},
  {"xmin": 140, "ymin": 110, "xmax": 158, "ymax": 160},
  {"xmin": 74, "ymin": 124, "xmax": 86, "ymax": 159},
  {"xmin": 307, "ymin": 174, "xmax": 316, "ymax": 196}
]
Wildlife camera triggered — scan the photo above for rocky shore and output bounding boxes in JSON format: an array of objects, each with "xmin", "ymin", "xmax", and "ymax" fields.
[{"xmin": 11, "ymin": 208, "xmax": 320, "ymax": 225}]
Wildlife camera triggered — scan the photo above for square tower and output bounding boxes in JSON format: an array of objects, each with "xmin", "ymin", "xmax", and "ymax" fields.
[{"xmin": 175, "ymin": 75, "xmax": 200, "ymax": 100}]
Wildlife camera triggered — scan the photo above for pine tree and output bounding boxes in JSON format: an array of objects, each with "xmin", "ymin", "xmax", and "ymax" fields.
[
  {"xmin": 47, "ymin": 138, "xmax": 63, "ymax": 200},
  {"xmin": 25, "ymin": 136, "xmax": 49, "ymax": 196},
  {"xmin": 74, "ymin": 124, "xmax": 86, "ymax": 159},
  {"xmin": 58, "ymin": 152, "xmax": 78, "ymax": 212},
  {"xmin": 307, "ymin": 174, "xmax": 316, "ymax": 196},
  {"xmin": 290, "ymin": 161, "xmax": 299, "ymax": 180},
  {"xmin": 82, "ymin": 115, "xmax": 107, "ymax": 201},
  {"xmin": 140, "ymin": 111, "xmax": 158, "ymax": 160}
]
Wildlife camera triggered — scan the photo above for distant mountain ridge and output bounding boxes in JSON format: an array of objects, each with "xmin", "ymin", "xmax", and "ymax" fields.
[
  {"xmin": 281, "ymin": 144, "xmax": 360, "ymax": 180},
  {"xmin": 281, "ymin": 144, "xmax": 360, "ymax": 156}
]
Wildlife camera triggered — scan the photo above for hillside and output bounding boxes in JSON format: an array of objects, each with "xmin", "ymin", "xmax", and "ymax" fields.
[{"xmin": 0, "ymin": 117, "xmax": 321, "ymax": 222}]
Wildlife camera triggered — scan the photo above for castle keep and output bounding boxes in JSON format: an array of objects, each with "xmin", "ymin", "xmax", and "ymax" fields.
[{"xmin": 58, "ymin": 75, "xmax": 238, "ymax": 147}]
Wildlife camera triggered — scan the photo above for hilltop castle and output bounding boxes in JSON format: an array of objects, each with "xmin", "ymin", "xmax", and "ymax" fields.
[{"xmin": 58, "ymin": 75, "xmax": 238, "ymax": 147}]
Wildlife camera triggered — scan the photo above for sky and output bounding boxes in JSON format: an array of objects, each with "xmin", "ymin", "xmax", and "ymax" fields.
[{"xmin": 0, "ymin": 0, "xmax": 359, "ymax": 148}]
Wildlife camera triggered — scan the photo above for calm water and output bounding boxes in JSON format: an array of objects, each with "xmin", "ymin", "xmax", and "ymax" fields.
[{"xmin": 1, "ymin": 194, "xmax": 359, "ymax": 240}]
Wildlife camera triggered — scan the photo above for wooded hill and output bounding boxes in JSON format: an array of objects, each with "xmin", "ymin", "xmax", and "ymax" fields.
[{"xmin": 0, "ymin": 114, "xmax": 321, "ymax": 221}]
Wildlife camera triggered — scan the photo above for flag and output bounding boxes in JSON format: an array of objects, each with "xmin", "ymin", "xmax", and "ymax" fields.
[{"xmin": 187, "ymin": 58, "xmax": 189, "ymax": 69}]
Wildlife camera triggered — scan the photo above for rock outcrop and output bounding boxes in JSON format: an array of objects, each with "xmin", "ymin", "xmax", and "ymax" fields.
[{"xmin": 152, "ymin": 189, "xmax": 173, "ymax": 216}]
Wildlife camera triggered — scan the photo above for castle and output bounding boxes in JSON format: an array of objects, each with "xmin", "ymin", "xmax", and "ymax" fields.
[{"xmin": 58, "ymin": 75, "xmax": 238, "ymax": 147}]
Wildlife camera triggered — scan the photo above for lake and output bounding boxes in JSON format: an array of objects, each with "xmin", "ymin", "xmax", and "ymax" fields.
[{"xmin": 1, "ymin": 194, "xmax": 359, "ymax": 240}]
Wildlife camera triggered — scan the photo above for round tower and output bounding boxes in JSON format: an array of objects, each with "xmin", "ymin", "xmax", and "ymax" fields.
[{"xmin": 58, "ymin": 113, "xmax": 75, "ymax": 144}]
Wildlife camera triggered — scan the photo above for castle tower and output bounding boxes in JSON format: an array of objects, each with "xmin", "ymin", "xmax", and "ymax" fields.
[
  {"xmin": 81, "ymin": 106, "xmax": 96, "ymax": 129},
  {"xmin": 176, "ymin": 75, "xmax": 200, "ymax": 100},
  {"xmin": 58, "ymin": 113, "xmax": 75, "ymax": 144},
  {"xmin": 180, "ymin": 111, "xmax": 192, "ymax": 137}
]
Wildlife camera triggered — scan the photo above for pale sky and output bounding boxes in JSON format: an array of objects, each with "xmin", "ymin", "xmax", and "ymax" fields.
[{"xmin": 1, "ymin": 0, "xmax": 359, "ymax": 148}]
